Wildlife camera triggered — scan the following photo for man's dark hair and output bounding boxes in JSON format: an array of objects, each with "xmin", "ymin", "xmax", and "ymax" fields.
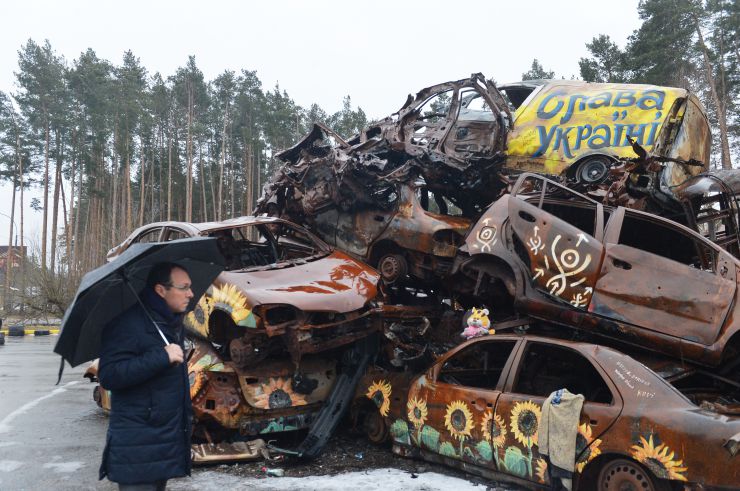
[{"xmin": 146, "ymin": 262, "xmax": 188, "ymax": 289}]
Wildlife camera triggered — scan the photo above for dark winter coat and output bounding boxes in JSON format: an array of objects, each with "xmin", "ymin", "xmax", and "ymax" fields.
[{"xmin": 98, "ymin": 289, "xmax": 192, "ymax": 484}]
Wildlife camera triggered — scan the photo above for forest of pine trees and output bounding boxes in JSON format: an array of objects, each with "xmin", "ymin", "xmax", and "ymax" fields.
[
  {"xmin": 0, "ymin": 43, "xmax": 367, "ymax": 314},
  {"xmin": 0, "ymin": 0, "xmax": 737, "ymax": 316}
]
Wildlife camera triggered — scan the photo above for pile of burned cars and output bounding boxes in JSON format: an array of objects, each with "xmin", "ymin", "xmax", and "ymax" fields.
[
  {"xmin": 259, "ymin": 74, "xmax": 740, "ymax": 490},
  {"xmin": 87, "ymin": 74, "xmax": 740, "ymax": 489}
]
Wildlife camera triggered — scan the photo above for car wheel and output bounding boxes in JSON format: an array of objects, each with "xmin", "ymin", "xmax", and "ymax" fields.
[
  {"xmin": 576, "ymin": 156, "xmax": 611, "ymax": 184},
  {"xmin": 597, "ymin": 458, "xmax": 668, "ymax": 491},
  {"xmin": 378, "ymin": 253, "xmax": 408, "ymax": 284},
  {"xmin": 364, "ymin": 409, "xmax": 389, "ymax": 444}
]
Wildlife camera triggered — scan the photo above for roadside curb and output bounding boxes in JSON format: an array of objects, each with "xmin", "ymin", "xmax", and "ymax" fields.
[{"xmin": 0, "ymin": 327, "xmax": 60, "ymax": 336}]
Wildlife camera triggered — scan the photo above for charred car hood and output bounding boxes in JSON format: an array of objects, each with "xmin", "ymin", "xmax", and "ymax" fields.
[{"xmin": 220, "ymin": 251, "xmax": 379, "ymax": 313}]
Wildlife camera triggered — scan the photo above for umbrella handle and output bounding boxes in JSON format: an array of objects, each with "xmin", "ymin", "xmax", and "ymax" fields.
[{"xmin": 122, "ymin": 276, "xmax": 171, "ymax": 347}]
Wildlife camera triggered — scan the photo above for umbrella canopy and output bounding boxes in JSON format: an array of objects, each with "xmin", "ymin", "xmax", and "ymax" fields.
[{"xmin": 54, "ymin": 237, "xmax": 225, "ymax": 367}]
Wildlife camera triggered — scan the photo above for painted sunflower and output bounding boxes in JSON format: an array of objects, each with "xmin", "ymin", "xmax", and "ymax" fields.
[
  {"xmin": 253, "ymin": 377, "xmax": 307, "ymax": 410},
  {"xmin": 510, "ymin": 400, "xmax": 541, "ymax": 448},
  {"xmin": 630, "ymin": 434, "xmax": 688, "ymax": 481},
  {"xmin": 407, "ymin": 396, "xmax": 428, "ymax": 428},
  {"xmin": 444, "ymin": 400, "xmax": 474, "ymax": 441},
  {"xmin": 575, "ymin": 422, "xmax": 602, "ymax": 473},
  {"xmin": 211, "ymin": 283, "xmax": 255, "ymax": 327},
  {"xmin": 188, "ymin": 370, "xmax": 207, "ymax": 399},
  {"xmin": 481, "ymin": 411, "xmax": 508, "ymax": 448},
  {"xmin": 366, "ymin": 380, "xmax": 392, "ymax": 417},
  {"xmin": 185, "ymin": 295, "xmax": 213, "ymax": 338},
  {"xmin": 535, "ymin": 458, "xmax": 549, "ymax": 484}
]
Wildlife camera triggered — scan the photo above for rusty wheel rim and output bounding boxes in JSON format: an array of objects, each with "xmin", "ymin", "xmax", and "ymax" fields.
[
  {"xmin": 378, "ymin": 255, "xmax": 405, "ymax": 283},
  {"xmin": 365, "ymin": 410, "xmax": 388, "ymax": 444},
  {"xmin": 598, "ymin": 459, "xmax": 657, "ymax": 491}
]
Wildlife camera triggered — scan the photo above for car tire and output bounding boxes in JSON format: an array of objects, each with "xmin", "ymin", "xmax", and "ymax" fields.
[
  {"xmin": 8, "ymin": 325, "xmax": 25, "ymax": 337},
  {"xmin": 0, "ymin": 332, "xmax": 4, "ymax": 345},
  {"xmin": 597, "ymin": 458, "xmax": 669, "ymax": 491},
  {"xmin": 34, "ymin": 329, "xmax": 50, "ymax": 336},
  {"xmin": 364, "ymin": 409, "xmax": 389, "ymax": 444},
  {"xmin": 576, "ymin": 156, "xmax": 611, "ymax": 184}
]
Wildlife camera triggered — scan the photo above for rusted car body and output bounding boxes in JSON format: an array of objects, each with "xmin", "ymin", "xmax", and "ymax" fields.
[
  {"xmin": 672, "ymin": 170, "xmax": 740, "ymax": 258},
  {"xmin": 355, "ymin": 334, "xmax": 740, "ymax": 490},
  {"xmin": 456, "ymin": 173, "xmax": 740, "ymax": 371},
  {"xmin": 100, "ymin": 216, "xmax": 382, "ymax": 440}
]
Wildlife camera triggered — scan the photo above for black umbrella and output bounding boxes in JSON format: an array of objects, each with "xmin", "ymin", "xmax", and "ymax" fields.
[{"xmin": 54, "ymin": 237, "xmax": 225, "ymax": 370}]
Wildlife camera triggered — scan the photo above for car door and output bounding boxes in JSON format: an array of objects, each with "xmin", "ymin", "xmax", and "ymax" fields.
[
  {"xmin": 507, "ymin": 193, "xmax": 606, "ymax": 310},
  {"xmin": 591, "ymin": 207, "xmax": 736, "ymax": 346},
  {"xmin": 494, "ymin": 340, "xmax": 622, "ymax": 486},
  {"xmin": 408, "ymin": 338, "xmax": 519, "ymax": 471}
]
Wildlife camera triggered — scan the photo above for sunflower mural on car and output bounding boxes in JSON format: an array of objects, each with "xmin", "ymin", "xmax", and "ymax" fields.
[
  {"xmin": 505, "ymin": 400, "xmax": 542, "ymax": 478},
  {"xmin": 481, "ymin": 410, "xmax": 507, "ymax": 467},
  {"xmin": 575, "ymin": 422, "xmax": 602, "ymax": 473},
  {"xmin": 443, "ymin": 400, "xmax": 475, "ymax": 458},
  {"xmin": 406, "ymin": 396, "xmax": 428, "ymax": 444},
  {"xmin": 252, "ymin": 377, "xmax": 307, "ymax": 409},
  {"xmin": 185, "ymin": 284, "xmax": 257, "ymax": 337},
  {"xmin": 630, "ymin": 434, "xmax": 688, "ymax": 482},
  {"xmin": 366, "ymin": 380, "xmax": 392, "ymax": 417}
]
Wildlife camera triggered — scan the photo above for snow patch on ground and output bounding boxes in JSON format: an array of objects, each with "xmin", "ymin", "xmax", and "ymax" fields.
[
  {"xmin": 0, "ymin": 460, "xmax": 24, "ymax": 472},
  {"xmin": 0, "ymin": 442, "xmax": 17, "ymax": 448},
  {"xmin": 42, "ymin": 461, "xmax": 84, "ymax": 473},
  {"xmin": 170, "ymin": 468, "xmax": 483, "ymax": 490},
  {"xmin": 0, "ymin": 381, "xmax": 79, "ymax": 434}
]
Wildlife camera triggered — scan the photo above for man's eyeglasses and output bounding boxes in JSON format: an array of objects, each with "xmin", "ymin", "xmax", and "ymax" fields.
[{"xmin": 165, "ymin": 283, "xmax": 192, "ymax": 292}]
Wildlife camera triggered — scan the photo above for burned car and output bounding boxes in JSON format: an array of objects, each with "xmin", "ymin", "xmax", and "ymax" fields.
[
  {"xmin": 499, "ymin": 79, "xmax": 710, "ymax": 185},
  {"xmin": 355, "ymin": 334, "xmax": 740, "ymax": 490},
  {"xmin": 94, "ymin": 216, "xmax": 381, "ymax": 443},
  {"xmin": 259, "ymin": 74, "xmax": 711, "ymax": 291},
  {"xmin": 455, "ymin": 173, "xmax": 740, "ymax": 372}
]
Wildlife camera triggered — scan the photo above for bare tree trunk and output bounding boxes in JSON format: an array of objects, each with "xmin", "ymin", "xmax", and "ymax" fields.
[
  {"xmin": 111, "ymin": 126, "xmax": 119, "ymax": 244},
  {"xmin": 68, "ymin": 130, "xmax": 77, "ymax": 270},
  {"xmin": 60, "ymin": 179, "xmax": 69, "ymax": 274},
  {"xmin": 218, "ymin": 103, "xmax": 228, "ymax": 220},
  {"xmin": 244, "ymin": 144, "xmax": 252, "ymax": 216},
  {"xmin": 167, "ymin": 126, "xmax": 173, "ymax": 221},
  {"xmin": 4, "ymin": 135, "xmax": 19, "ymax": 311},
  {"xmin": 50, "ymin": 128, "xmax": 63, "ymax": 273},
  {"xmin": 199, "ymin": 141, "xmax": 207, "ymax": 222},
  {"xmin": 693, "ymin": 12, "xmax": 732, "ymax": 169},
  {"xmin": 125, "ymin": 128, "xmax": 133, "ymax": 231},
  {"xmin": 73, "ymin": 152, "xmax": 83, "ymax": 270},
  {"xmin": 186, "ymin": 85, "xmax": 194, "ymax": 222},
  {"xmin": 230, "ymin": 144, "xmax": 235, "ymax": 218},
  {"xmin": 42, "ymin": 117, "xmax": 50, "ymax": 271},
  {"xmin": 139, "ymin": 137, "xmax": 146, "ymax": 227},
  {"xmin": 209, "ymin": 139, "xmax": 217, "ymax": 221},
  {"xmin": 18, "ymin": 136, "xmax": 24, "ymax": 313},
  {"xmin": 150, "ymin": 137, "xmax": 155, "ymax": 223}
]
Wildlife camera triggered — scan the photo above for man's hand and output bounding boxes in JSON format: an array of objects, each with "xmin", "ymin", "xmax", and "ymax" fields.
[{"xmin": 165, "ymin": 343, "xmax": 184, "ymax": 365}]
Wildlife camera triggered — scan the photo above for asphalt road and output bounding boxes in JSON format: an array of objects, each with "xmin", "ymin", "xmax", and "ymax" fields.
[
  {"xmin": 0, "ymin": 334, "xmax": 117, "ymax": 491},
  {"xmin": 0, "ymin": 335, "xmax": 506, "ymax": 491}
]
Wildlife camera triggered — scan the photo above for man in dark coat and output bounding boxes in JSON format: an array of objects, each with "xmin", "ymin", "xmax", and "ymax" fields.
[{"xmin": 98, "ymin": 262, "xmax": 194, "ymax": 490}]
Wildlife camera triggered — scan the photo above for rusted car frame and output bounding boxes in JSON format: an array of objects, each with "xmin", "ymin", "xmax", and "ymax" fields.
[
  {"xmin": 100, "ymin": 216, "xmax": 382, "ymax": 444},
  {"xmin": 456, "ymin": 173, "xmax": 740, "ymax": 370},
  {"xmin": 355, "ymin": 334, "xmax": 740, "ymax": 490}
]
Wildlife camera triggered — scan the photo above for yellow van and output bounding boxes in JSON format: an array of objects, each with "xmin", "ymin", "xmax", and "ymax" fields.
[{"xmin": 499, "ymin": 80, "xmax": 711, "ymax": 185}]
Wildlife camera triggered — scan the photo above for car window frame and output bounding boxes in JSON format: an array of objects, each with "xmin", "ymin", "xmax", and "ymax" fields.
[
  {"xmin": 503, "ymin": 339, "xmax": 619, "ymax": 407},
  {"xmin": 430, "ymin": 337, "xmax": 522, "ymax": 394},
  {"xmin": 604, "ymin": 207, "xmax": 724, "ymax": 273},
  {"xmin": 133, "ymin": 226, "xmax": 164, "ymax": 244}
]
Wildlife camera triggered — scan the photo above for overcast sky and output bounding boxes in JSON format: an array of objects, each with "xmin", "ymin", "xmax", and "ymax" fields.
[{"xmin": 0, "ymin": 0, "xmax": 642, "ymax": 245}]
